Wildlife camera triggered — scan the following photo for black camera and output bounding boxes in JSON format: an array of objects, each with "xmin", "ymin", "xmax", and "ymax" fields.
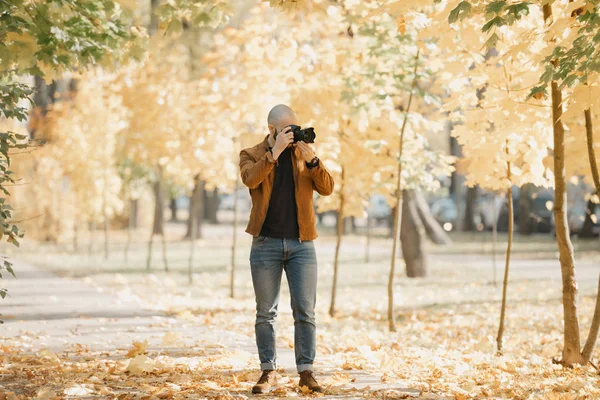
[{"xmin": 289, "ymin": 124, "xmax": 316, "ymax": 143}]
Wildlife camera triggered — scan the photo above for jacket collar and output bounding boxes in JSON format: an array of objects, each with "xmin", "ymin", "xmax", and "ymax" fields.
[{"xmin": 261, "ymin": 134, "xmax": 271, "ymax": 150}]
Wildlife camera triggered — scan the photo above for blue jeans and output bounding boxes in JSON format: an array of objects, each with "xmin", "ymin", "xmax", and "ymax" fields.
[{"xmin": 249, "ymin": 235, "xmax": 318, "ymax": 373}]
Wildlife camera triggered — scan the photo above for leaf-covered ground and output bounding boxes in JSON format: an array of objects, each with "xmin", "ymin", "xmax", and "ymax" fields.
[{"xmin": 1, "ymin": 225, "xmax": 599, "ymax": 399}]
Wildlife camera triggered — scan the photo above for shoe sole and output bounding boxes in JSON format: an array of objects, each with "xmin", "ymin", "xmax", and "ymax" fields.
[{"xmin": 252, "ymin": 384, "xmax": 278, "ymax": 394}]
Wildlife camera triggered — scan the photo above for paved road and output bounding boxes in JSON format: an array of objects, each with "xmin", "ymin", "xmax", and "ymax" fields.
[{"xmin": 0, "ymin": 260, "xmax": 435, "ymax": 399}]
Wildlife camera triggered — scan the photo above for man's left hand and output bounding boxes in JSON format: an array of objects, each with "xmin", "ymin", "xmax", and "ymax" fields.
[{"xmin": 296, "ymin": 142, "xmax": 316, "ymax": 163}]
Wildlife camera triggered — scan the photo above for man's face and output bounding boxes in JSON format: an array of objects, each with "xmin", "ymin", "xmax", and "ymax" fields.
[{"xmin": 269, "ymin": 113, "xmax": 299, "ymax": 139}]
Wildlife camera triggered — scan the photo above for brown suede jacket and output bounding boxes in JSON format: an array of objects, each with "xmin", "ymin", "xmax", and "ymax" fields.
[{"xmin": 239, "ymin": 135, "xmax": 335, "ymax": 241}]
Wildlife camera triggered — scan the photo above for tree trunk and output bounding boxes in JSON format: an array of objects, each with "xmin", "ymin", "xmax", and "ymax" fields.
[
  {"xmin": 152, "ymin": 179, "xmax": 165, "ymax": 236},
  {"xmin": 450, "ymin": 134, "xmax": 467, "ymax": 232},
  {"xmin": 130, "ymin": 198, "xmax": 139, "ymax": 229},
  {"xmin": 185, "ymin": 177, "xmax": 204, "ymax": 239},
  {"xmin": 584, "ymin": 95, "xmax": 600, "ymax": 196},
  {"xmin": 401, "ymin": 190, "xmax": 427, "ymax": 278},
  {"xmin": 103, "ymin": 168, "xmax": 110, "ymax": 259},
  {"xmin": 73, "ymin": 212, "xmax": 79, "ymax": 253},
  {"xmin": 581, "ymin": 107, "xmax": 600, "ymax": 363},
  {"xmin": 188, "ymin": 204, "xmax": 197, "ymax": 284},
  {"xmin": 125, "ymin": 200, "xmax": 134, "ymax": 263},
  {"xmin": 518, "ymin": 183, "xmax": 536, "ymax": 235},
  {"xmin": 492, "ymin": 194, "xmax": 498, "ymax": 286},
  {"xmin": 330, "ymin": 167, "xmax": 345, "ymax": 317},
  {"xmin": 148, "ymin": 168, "xmax": 166, "ymax": 270},
  {"xmin": 161, "ymin": 227, "xmax": 169, "ymax": 272},
  {"xmin": 464, "ymin": 186, "xmax": 479, "ymax": 231},
  {"xmin": 580, "ymin": 196, "xmax": 598, "ymax": 238},
  {"xmin": 413, "ymin": 190, "xmax": 452, "ymax": 245},
  {"xmin": 146, "ymin": 230, "xmax": 154, "ymax": 270},
  {"xmin": 169, "ymin": 196, "xmax": 178, "ymax": 222},
  {"xmin": 149, "ymin": 0, "xmax": 160, "ymax": 36},
  {"xmin": 230, "ymin": 181, "xmax": 239, "ymax": 298},
  {"xmin": 582, "ymin": 274, "xmax": 600, "ymax": 363},
  {"xmin": 204, "ymin": 188, "xmax": 219, "ymax": 224},
  {"xmin": 497, "ymin": 149, "xmax": 513, "ymax": 355},
  {"xmin": 365, "ymin": 211, "xmax": 371, "ymax": 264},
  {"xmin": 387, "ymin": 206, "xmax": 396, "ymax": 239},
  {"xmin": 545, "ymin": 2, "xmax": 583, "ymax": 367},
  {"xmin": 88, "ymin": 219, "xmax": 95, "ymax": 255},
  {"xmin": 103, "ymin": 209, "xmax": 109, "ymax": 260},
  {"xmin": 389, "ymin": 48, "xmax": 420, "ymax": 332}
]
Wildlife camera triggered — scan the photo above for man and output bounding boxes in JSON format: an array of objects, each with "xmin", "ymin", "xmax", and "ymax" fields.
[{"xmin": 239, "ymin": 104, "xmax": 334, "ymax": 394}]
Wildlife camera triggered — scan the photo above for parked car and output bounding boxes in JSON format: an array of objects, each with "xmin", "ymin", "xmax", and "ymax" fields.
[
  {"xmin": 569, "ymin": 199, "xmax": 600, "ymax": 237},
  {"xmin": 367, "ymin": 194, "xmax": 392, "ymax": 223},
  {"xmin": 430, "ymin": 197, "xmax": 458, "ymax": 231}
]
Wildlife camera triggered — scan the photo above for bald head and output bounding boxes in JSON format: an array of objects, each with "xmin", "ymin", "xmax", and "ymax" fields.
[
  {"xmin": 267, "ymin": 104, "xmax": 298, "ymax": 139},
  {"xmin": 268, "ymin": 104, "xmax": 296, "ymax": 126}
]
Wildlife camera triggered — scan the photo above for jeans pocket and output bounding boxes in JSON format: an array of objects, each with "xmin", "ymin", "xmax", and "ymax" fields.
[{"xmin": 253, "ymin": 235, "xmax": 269, "ymax": 245}]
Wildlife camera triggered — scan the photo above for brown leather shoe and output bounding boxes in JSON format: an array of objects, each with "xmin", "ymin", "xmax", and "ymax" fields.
[
  {"xmin": 252, "ymin": 369, "xmax": 277, "ymax": 394},
  {"xmin": 298, "ymin": 370, "xmax": 324, "ymax": 393}
]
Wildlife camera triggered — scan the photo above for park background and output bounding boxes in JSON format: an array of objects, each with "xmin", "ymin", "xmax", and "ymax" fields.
[{"xmin": 1, "ymin": 0, "xmax": 600, "ymax": 398}]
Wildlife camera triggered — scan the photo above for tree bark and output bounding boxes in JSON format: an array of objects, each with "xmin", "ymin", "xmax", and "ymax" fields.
[
  {"xmin": 149, "ymin": 0, "xmax": 160, "ymax": 36},
  {"xmin": 146, "ymin": 230, "xmax": 154, "ymax": 270},
  {"xmin": 518, "ymin": 183, "xmax": 535, "ymax": 235},
  {"xmin": 130, "ymin": 198, "xmax": 139, "ymax": 229},
  {"xmin": 169, "ymin": 196, "xmax": 178, "ymax": 222},
  {"xmin": 450, "ymin": 134, "xmax": 467, "ymax": 232},
  {"xmin": 185, "ymin": 177, "xmax": 204, "ymax": 239},
  {"xmin": 389, "ymin": 48, "xmax": 420, "ymax": 332},
  {"xmin": 584, "ymin": 95, "xmax": 600, "ymax": 196},
  {"xmin": 204, "ymin": 188, "xmax": 219, "ymax": 224},
  {"xmin": 492, "ymin": 194, "xmax": 498, "ymax": 287},
  {"xmin": 401, "ymin": 190, "xmax": 427, "ymax": 278},
  {"xmin": 464, "ymin": 186, "xmax": 479, "ymax": 231},
  {"xmin": 413, "ymin": 190, "xmax": 452, "ymax": 245},
  {"xmin": 581, "ymin": 274, "xmax": 600, "ymax": 363},
  {"xmin": 581, "ymin": 107, "xmax": 600, "ymax": 238},
  {"xmin": 581, "ymin": 107, "xmax": 600, "ymax": 363},
  {"xmin": 148, "ymin": 167, "xmax": 167, "ymax": 270},
  {"xmin": 497, "ymin": 149, "xmax": 513, "ymax": 355},
  {"xmin": 545, "ymin": 2, "xmax": 583, "ymax": 367},
  {"xmin": 579, "ymin": 196, "xmax": 598, "ymax": 238},
  {"xmin": 152, "ymin": 178, "xmax": 165, "ymax": 236},
  {"xmin": 330, "ymin": 167, "xmax": 345, "ymax": 317}
]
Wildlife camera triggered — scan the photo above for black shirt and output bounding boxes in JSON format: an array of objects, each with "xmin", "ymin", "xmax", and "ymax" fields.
[{"xmin": 260, "ymin": 146, "xmax": 300, "ymax": 239}]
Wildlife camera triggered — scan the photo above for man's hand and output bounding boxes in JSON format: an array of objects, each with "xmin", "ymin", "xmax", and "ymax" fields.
[
  {"xmin": 272, "ymin": 127, "xmax": 294, "ymax": 160},
  {"xmin": 296, "ymin": 141, "xmax": 316, "ymax": 163}
]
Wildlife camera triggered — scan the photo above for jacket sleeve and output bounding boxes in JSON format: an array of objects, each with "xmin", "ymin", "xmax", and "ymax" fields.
[
  {"xmin": 240, "ymin": 148, "xmax": 277, "ymax": 189},
  {"xmin": 309, "ymin": 161, "xmax": 334, "ymax": 196}
]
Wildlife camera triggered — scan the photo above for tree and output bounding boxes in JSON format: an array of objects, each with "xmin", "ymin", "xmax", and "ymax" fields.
[
  {"xmin": 439, "ymin": 0, "xmax": 600, "ymax": 366},
  {"xmin": 0, "ymin": 0, "xmax": 144, "ymax": 306}
]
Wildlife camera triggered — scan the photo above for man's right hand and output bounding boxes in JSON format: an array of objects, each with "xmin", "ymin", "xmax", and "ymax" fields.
[{"xmin": 272, "ymin": 127, "xmax": 294, "ymax": 160}]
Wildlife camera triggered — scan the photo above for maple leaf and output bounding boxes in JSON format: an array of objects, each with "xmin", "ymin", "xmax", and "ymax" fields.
[
  {"xmin": 125, "ymin": 340, "xmax": 149, "ymax": 358},
  {"xmin": 126, "ymin": 355, "xmax": 156, "ymax": 375}
]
